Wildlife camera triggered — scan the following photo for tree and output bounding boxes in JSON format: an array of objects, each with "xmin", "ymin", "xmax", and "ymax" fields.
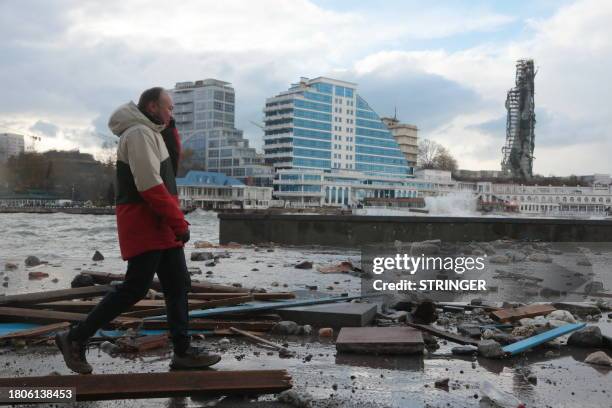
[
  {"xmin": 418, "ymin": 139, "xmax": 440, "ymax": 169},
  {"xmin": 418, "ymin": 139, "xmax": 458, "ymax": 171},
  {"xmin": 433, "ymin": 146, "xmax": 458, "ymax": 172}
]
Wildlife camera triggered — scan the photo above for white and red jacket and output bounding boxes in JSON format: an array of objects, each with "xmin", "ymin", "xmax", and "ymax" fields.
[{"xmin": 109, "ymin": 102, "xmax": 188, "ymax": 260}]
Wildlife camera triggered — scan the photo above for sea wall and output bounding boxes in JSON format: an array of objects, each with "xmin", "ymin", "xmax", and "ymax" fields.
[{"xmin": 219, "ymin": 214, "xmax": 612, "ymax": 246}]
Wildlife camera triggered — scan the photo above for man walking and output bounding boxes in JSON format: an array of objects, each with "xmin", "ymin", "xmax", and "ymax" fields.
[{"xmin": 56, "ymin": 87, "xmax": 221, "ymax": 374}]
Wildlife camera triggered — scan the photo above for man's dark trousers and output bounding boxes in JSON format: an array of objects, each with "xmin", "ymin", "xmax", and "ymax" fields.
[{"xmin": 69, "ymin": 247, "xmax": 190, "ymax": 354}]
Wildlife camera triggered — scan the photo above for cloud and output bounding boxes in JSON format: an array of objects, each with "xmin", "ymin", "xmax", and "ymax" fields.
[
  {"xmin": 0, "ymin": 0, "xmax": 609, "ymax": 176},
  {"xmin": 30, "ymin": 120, "xmax": 59, "ymax": 138}
]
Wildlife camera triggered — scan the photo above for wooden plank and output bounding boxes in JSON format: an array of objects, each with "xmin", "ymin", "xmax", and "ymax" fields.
[
  {"xmin": 490, "ymin": 304, "xmax": 556, "ymax": 323},
  {"xmin": 122, "ymin": 295, "xmax": 253, "ymax": 318},
  {"xmin": 0, "ymin": 322, "xmax": 70, "ymax": 340},
  {"xmin": 229, "ymin": 327, "xmax": 287, "ymax": 351},
  {"xmin": 405, "ymin": 322, "xmax": 479, "ymax": 346},
  {"xmin": 81, "ymin": 271, "xmax": 249, "ymax": 294},
  {"xmin": 0, "ymin": 307, "xmax": 140, "ymax": 328},
  {"xmin": 502, "ymin": 323, "xmax": 586, "ymax": 355},
  {"xmin": 149, "ymin": 295, "xmax": 368, "ymax": 320},
  {"xmin": 189, "ymin": 292, "xmax": 295, "ymax": 301},
  {"xmin": 336, "ymin": 327, "xmax": 424, "ymax": 354},
  {"xmin": 143, "ymin": 319, "xmax": 276, "ymax": 332},
  {"xmin": 0, "ymin": 370, "xmax": 293, "ymax": 401},
  {"xmin": 34, "ymin": 299, "xmax": 214, "ymax": 313},
  {"xmin": 0, "ymin": 286, "xmax": 112, "ymax": 306},
  {"xmin": 116, "ymin": 334, "xmax": 169, "ymax": 353}
]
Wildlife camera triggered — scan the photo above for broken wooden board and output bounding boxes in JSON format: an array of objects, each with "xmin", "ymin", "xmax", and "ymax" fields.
[
  {"xmin": 0, "ymin": 322, "xmax": 70, "ymax": 341},
  {"xmin": 32, "ymin": 299, "xmax": 211, "ymax": 313},
  {"xmin": 405, "ymin": 322, "xmax": 479, "ymax": 346},
  {"xmin": 0, "ymin": 307, "xmax": 140, "ymax": 328},
  {"xmin": 81, "ymin": 271, "xmax": 248, "ymax": 294},
  {"xmin": 122, "ymin": 295, "xmax": 253, "ymax": 318},
  {"xmin": 189, "ymin": 292, "xmax": 295, "ymax": 301},
  {"xmin": 0, "ymin": 370, "xmax": 293, "ymax": 401},
  {"xmin": 503, "ymin": 323, "xmax": 586, "ymax": 355},
  {"xmin": 143, "ymin": 319, "xmax": 276, "ymax": 332},
  {"xmin": 276, "ymin": 302, "xmax": 377, "ymax": 327},
  {"xmin": 490, "ymin": 304, "xmax": 556, "ymax": 323},
  {"xmin": 0, "ymin": 286, "xmax": 112, "ymax": 306},
  {"xmin": 116, "ymin": 334, "xmax": 169, "ymax": 353},
  {"xmin": 154, "ymin": 295, "xmax": 369, "ymax": 321},
  {"xmin": 336, "ymin": 327, "xmax": 424, "ymax": 355}
]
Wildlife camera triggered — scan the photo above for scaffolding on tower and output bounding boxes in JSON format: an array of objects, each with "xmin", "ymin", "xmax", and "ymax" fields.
[{"xmin": 501, "ymin": 59, "xmax": 537, "ymax": 180}]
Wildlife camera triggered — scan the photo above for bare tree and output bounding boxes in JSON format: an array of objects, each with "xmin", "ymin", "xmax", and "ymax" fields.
[
  {"xmin": 418, "ymin": 139, "xmax": 458, "ymax": 171},
  {"xmin": 418, "ymin": 139, "xmax": 440, "ymax": 169},
  {"xmin": 433, "ymin": 146, "xmax": 458, "ymax": 172}
]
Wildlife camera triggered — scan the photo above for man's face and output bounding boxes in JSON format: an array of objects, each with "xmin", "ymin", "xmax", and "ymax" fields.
[{"xmin": 148, "ymin": 92, "xmax": 174, "ymax": 126}]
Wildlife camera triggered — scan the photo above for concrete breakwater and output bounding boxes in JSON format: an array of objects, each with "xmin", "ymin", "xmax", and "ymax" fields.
[{"xmin": 219, "ymin": 213, "xmax": 612, "ymax": 246}]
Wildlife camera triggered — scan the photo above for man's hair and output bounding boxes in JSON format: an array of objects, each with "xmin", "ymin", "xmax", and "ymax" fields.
[{"xmin": 138, "ymin": 87, "xmax": 165, "ymax": 111}]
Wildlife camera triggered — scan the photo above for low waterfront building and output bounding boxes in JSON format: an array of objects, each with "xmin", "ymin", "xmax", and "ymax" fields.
[{"xmin": 176, "ymin": 171, "xmax": 272, "ymax": 210}]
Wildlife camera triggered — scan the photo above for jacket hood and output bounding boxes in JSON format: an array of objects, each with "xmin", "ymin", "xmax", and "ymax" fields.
[{"xmin": 108, "ymin": 101, "xmax": 166, "ymax": 137}]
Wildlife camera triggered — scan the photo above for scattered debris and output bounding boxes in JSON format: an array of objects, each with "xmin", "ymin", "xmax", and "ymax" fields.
[
  {"xmin": 491, "ymin": 304, "xmax": 556, "ymax": 323},
  {"xmin": 295, "ymin": 261, "xmax": 313, "ymax": 270},
  {"xmin": 28, "ymin": 271, "xmax": 49, "ymax": 280},
  {"xmin": 318, "ymin": 328, "xmax": 333, "ymax": 338}
]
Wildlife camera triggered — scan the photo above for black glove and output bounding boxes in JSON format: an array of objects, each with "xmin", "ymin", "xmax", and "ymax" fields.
[{"xmin": 176, "ymin": 229, "xmax": 190, "ymax": 244}]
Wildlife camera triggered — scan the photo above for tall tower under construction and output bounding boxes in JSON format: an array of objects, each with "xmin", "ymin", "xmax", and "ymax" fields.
[{"xmin": 501, "ymin": 59, "xmax": 536, "ymax": 179}]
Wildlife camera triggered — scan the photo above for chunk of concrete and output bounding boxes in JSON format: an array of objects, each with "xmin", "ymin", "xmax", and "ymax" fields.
[
  {"xmin": 478, "ymin": 340, "xmax": 505, "ymax": 359},
  {"xmin": 336, "ymin": 327, "xmax": 424, "ymax": 355},
  {"xmin": 276, "ymin": 302, "xmax": 377, "ymax": 327},
  {"xmin": 584, "ymin": 351, "xmax": 612, "ymax": 367}
]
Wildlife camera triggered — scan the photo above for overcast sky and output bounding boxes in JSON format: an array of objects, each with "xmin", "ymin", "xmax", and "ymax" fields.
[{"xmin": 1, "ymin": 0, "xmax": 610, "ymax": 176}]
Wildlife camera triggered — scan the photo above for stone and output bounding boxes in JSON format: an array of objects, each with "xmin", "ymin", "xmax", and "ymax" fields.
[
  {"xmin": 271, "ymin": 281, "xmax": 279, "ymax": 287},
  {"xmin": 584, "ymin": 351, "xmax": 612, "ymax": 367},
  {"xmin": 577, "ymin": 258, "xmax": 592, "ymax": 266},
  {"xmin": 489, "ymin": 255, "xmax": 511, "ymax": 264},
  {"xmin": 528, "ymin": 253, "xmax": 552, "ymax": 263},
  {"xmin": 295, "ymin": 261, "xmax": 313, "ymax": 269},
  {"xmin": 24, "ymin": 256, "xmax": 41, "ymax": 267},
  {"xmin": 92, "ymin": 250, "xmax": 104, "ymax": 261},
  {"xmin": 218, "ymin": 337, "xmax": 230, "ymax": 350},
  {"xmin": 204, "ymin": 260, "xmax": 216, "ymax": 267},
  {"xmin": 190, "ymin": 252, "xmax": 214, "ymax": 261},
  {"xmin": 4, "ymin": 263, "xmax": 18, "ymax": 271},
  {"xmin": 568, "ymin": 326, "xmax": 603, "ymax": 347},
  {"xmin": 478, "ymin": 340, "xmax": 505, "ymax": 358},
  {"xmin": 506, "ymin": 251, "xmax": 527, "ymax": 262},
  {"xmin": 547, "ymin": 310, "xmax": 576, "ymax": 324},
  {"xmin": 458, "ymin": 324, "xmax": 482, "ymax": 339},
  {"xmin": 70, "ymin": 273, "xmax": 95, "ymax": 288},
  {"xmin": 451, "ymin": 345, "xmax": 478, "ymax": 356},
  {"xmin": 301, "ymin": 325, "xmax": 313, "ymax": 335},
  {"xmin": 194, "ymin": 241, "xmax": 215, "ymax": 248},
  {"xmin": 277, "ymin": 389, "xmax": 313, "ymax": 408},
  {"xmin": 272, "ymin": 321, "xmax": 300, "ymax": 335}
]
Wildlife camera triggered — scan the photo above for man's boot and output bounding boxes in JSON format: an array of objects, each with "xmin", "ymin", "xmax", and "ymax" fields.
[
  {"xmin": 55, "ymin": 330, "xmax": 93, "ymax": 374},
  {"xmin": 171, "ymin": 346, "xmax": 221, "ymax": 369}
]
